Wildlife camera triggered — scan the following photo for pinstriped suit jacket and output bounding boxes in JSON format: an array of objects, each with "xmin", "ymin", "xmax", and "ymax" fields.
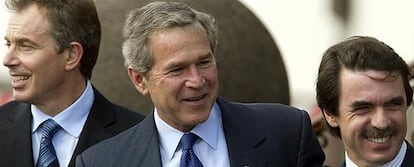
[{"xmin": 76, "ymin": 97, "xmax": 325, "ymax": 167}]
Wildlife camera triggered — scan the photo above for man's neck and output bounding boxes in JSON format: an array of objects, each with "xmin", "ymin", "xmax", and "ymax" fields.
[{"xmin": 35, "ymin": 77, "xmax": 87, "ymax": 116}]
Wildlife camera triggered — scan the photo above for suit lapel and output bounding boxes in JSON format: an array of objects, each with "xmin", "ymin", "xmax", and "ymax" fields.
[
  {"xmin": 402, "ymin": 141, "xmax": 414, "ymax": 167},
  {"xmin": 0, "ymin": 97, "xmax": 116, "ymax": 167},
  {"xmin": 3, "ymin": 103, "xmax": 35, "ymax": 167},
  {"xmin": 119, "ymin": 98, "xmax": 267, "ymax": 167},
  {"xmin": 68, "ymin": 88, "xmax": 117, "ymax": 167},
  {"xmin": 124, "ymin": 112, "xmax": 162, "ymax": 166},
  {"xmin": 217, "ymin": 97, "xmax": 267, "ymax": 167}
]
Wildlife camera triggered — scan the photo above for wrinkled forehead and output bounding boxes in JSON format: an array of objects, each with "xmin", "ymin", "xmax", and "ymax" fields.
[
  {"xmin": 362, "ymin": 70, "xmax": 400, "ymax": 82},
  {"xmin": 7, "ymin": 3, "xmax": 50, "ymax": 33}
]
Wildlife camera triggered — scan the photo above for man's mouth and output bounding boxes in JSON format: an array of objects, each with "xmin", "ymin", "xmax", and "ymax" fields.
[
  {"xmin": 366, "ymin": 136, "xmax": 390, "ymax": 144},
  {"xmin": 184, "ymin": 94, "xmax": 206, "ymax": 101},
  {"xmin": 12, "ymin": 75, "xmax": 30, "ymax": 82}
]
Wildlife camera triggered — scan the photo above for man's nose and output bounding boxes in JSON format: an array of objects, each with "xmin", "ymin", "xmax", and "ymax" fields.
[
  {"xmin": 3, "ymin": 45, "xmax": 20, "ymax": 68},
  {"xmin": 185, "ymin": 66, "xmax": 205, "ymax": 89},
  {"xmin": 371, "ymin": 108, "xmax": 390, "ymax": 129}
]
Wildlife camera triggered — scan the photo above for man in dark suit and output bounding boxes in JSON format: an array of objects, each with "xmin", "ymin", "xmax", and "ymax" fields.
[
  {"xmin": 316, "ymin": 36, "xmax": 414, "ymax": 166},
  {"xmin": 0, "ymin": 0, "xmax": 144, "ymax": 166},
  {"xmin": 76, "ymin": 1, "xmax": 325, "ymax": 166}
]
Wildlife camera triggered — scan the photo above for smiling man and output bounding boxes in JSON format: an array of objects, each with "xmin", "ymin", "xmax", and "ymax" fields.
[
  {"xmin": 0, "ymin": 0, "xmax": 144, "ymax": 166},
  {"xmin": 317, "ymin": 36, "xmax": 414, "ymax": 167},
  {"xmin": 76, "ymin": 1, "xmax": 325, "ymax": 167}
]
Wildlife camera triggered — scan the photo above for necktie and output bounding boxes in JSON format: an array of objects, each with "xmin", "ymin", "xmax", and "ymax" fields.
[
  {"xmin": 180, "ymin": 133, "xmax": 203, "ymax": 167},
  {"xmin": 36, "ymin": 119, "xmax": 61, "ymax": 167}
]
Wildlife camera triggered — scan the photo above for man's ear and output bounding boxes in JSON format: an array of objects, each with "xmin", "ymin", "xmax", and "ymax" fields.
[
  {"xmin": 127, "ymin": 66, "xmax": 149, "ymax": 96},
  {"xmin": 322, "ymin": 109, "xmax": 339, "ymax": 127},
  {"xmin": 65, "ymin": 42, "xmax": 83, "ymax": 71}
]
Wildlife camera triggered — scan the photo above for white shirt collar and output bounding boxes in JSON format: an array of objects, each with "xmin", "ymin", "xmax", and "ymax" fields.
[
  {"xmin": 345, "ymin": 141, "xmax": 407, "ymax": 167},
  {"xmin": 31, "ymin": 81, "xmax": 94, "ymax": 137},
  {"xmin": 154, "ymin": 102, "xmax": 221, "ymax": 161}
]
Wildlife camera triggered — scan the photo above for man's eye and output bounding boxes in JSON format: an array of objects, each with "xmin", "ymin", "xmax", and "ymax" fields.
[
  {"xmin": 198, "ymin": 60, "xmax": 212, "ymax": 68},
  {"xmin": 355, "ymin": 106, "xmax": 368, "ymax": 110},
  {"xmin": 391, "ymin": 101, "xmax": 403, "ymax": 106},
  {"xmin": 168, "ymin": 67, "xmax": 184, "ymax": 75},
  {"xmin": 18, "ymin": 44, "xmax": 34, "ymax": 51},
  {"xmin": 352, "ymin": 106, "xmax": 371, "ymax": 114},
  {"xmin": 387, "ymin": 101, "xmax": 404, "ymax": 110},
  {"xmin": 4, "ymin": 42, "xmax": 11, "ymax": 48}
]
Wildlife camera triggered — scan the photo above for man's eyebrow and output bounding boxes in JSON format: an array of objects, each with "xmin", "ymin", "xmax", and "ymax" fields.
[
  {"xmin": 13, "ymin": 37, "xmax": 41, "ymax": 47},
  {"xmin": 350, "ymin": 100, "xmax": 372, "ymax": 108},
  {"xmin": 165, "ymin": 52, "xmax": 214, "ymax": 68},
  {"xmin": 200, "ymin": 52, "xmax": 214, "ymax": 59},
  {"xmin": 5, "ymin": 35, "xmax": 36, "ymax": 43},
  {"xmin": 385, "ymin": 96, "xmax": 405, "ymax": 105}
]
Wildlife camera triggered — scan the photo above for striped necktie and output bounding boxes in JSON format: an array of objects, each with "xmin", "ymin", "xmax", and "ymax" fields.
[{"xmin": 36, "ymin": 119, "xmax": 61, "ymax": 167}]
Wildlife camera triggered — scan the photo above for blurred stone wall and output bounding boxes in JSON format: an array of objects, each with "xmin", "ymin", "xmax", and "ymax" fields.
[{"xmin": 92, "ymin": 0, "xmax": 290, "ymax": 115}]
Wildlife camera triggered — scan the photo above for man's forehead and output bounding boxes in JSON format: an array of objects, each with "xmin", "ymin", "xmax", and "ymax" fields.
[
  {"xmin": 362, "ymin": 70, "xmax": 400, "ymax": 82},
  {"xmin": 6, "ymin": 4, "xmax": 50, "ymax": 40}
]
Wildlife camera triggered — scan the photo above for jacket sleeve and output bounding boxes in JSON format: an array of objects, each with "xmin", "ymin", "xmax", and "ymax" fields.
[{"xmin": 297, "ymin": 110, "xmax": 326, "ymax": 167}]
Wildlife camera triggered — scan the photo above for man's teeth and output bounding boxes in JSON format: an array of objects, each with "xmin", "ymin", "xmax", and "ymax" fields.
[
  {"xmin": 12, "ymin": 76, "xmax": 29, "ymax": 82},
  {"xmin": 366, "ymin": 136, "xmax": 390, "ymax": 143},
  {"xmin": 187, "ymin": 95, "xmax": 204, "ymax": 101}
]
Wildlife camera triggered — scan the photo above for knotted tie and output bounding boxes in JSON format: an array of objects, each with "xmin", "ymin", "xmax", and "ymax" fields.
[
  {"xmin": 180, "ymin": 133, "xmax": 203, "ymax": 167},
  {"xmin": 36, "ymin": 119, "xmax": 61, "ymax": 167}
]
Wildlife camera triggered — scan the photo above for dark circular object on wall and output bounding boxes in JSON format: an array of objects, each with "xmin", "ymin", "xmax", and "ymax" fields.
[{"xmin": 92, "ymin": 0, "xmax": 290, "ymax": 115}]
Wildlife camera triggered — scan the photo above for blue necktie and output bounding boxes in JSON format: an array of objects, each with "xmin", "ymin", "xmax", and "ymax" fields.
[
  {"xmin": 36, "ymin": 119, "xmax": 61, "ymax": 167},
  {"xmin": 180, "ymin": 133, "xmax": 203, "ymax": 167}
]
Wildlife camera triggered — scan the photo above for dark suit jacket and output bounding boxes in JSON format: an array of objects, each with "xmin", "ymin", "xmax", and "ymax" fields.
[
  {"xmin": 0, "ymin": 88, "xmax": 145, "ymax": 167},
  {"xmin": 76, "ymin": 97, "xmax": 325, "ymax": 167},
  {"xmin": 339, "ymin": 141, "xmax": 414, "ymax": 167}
]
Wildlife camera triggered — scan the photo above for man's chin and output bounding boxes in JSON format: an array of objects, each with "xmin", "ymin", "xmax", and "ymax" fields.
[{"xmin": 363, "ymin": 152, "xmax": 397, "ymax": 166}]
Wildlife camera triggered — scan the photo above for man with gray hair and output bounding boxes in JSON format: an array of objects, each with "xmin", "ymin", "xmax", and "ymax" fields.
[
  {"xmin": 0, "ymin": 0, "xmax": 144, "ymax": 166},
  {"xmin": 76, "ymin": 1, "xmax": 325, "ymax": 166}
]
